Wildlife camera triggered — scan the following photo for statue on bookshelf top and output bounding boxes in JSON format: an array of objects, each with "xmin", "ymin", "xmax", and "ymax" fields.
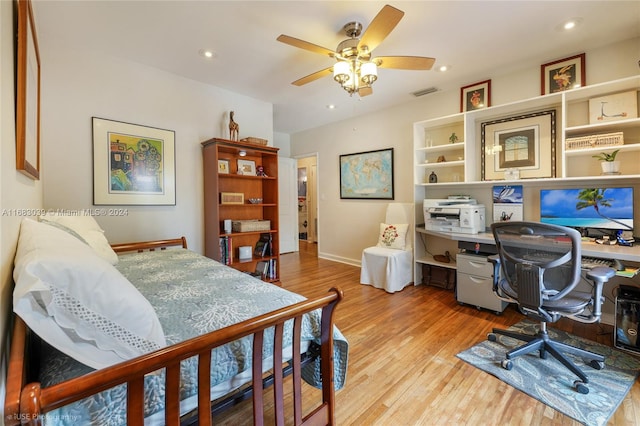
[{"xmin": 229, "ymin": 111, "xmax": 239, "ymax": 141}]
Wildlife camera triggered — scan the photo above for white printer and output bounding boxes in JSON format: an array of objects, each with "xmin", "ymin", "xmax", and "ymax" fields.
[{"xmin": 424, "ymin": 199, "xmax": 486, "ymax": 234}]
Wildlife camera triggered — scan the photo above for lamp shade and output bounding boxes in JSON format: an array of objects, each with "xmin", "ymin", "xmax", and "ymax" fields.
[
  {"xmin": 360, "ymin": 61, "xmax": 377, "ymax": 85},
  {"xmin": 333, "ymin": 61, "xmax": 350, "ymax": 83}
]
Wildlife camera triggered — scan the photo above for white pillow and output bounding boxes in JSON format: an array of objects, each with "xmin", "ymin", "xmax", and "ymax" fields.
[
  {"xmin": 39, "ymin": 211, "xmax": 118, "ymax": 265},
  {"xmin": 376, "ymin": 223, "xmax": 409, "ymax": 250},
  {"xmin": 13, "ymin": 218, "xmax": 166, "ymax": 369}
]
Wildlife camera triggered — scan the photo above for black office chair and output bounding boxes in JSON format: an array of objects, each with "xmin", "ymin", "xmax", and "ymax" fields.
[{"xmin": 488, "ymin": 222, "xmax": 616, "ymax": 394}]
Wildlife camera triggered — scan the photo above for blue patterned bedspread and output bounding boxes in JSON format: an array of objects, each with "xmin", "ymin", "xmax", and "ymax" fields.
[{"xmin": 38, "ymin": 249, "xmax": 348, "ymax": 425}]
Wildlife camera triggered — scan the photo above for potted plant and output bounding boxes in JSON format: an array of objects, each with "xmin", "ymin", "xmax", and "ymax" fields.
[{"xmin": 592, "ymin": 149, "xmax": 620, "ymax": 174}]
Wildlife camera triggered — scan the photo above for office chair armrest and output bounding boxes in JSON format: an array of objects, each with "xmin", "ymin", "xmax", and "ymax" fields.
[
  {"xmin": 582, "ymin": 266, "xmax": 616, "ymax": 321},
  {"xmin": 487, "ymin": 254, "xmax": 501, "ymax": 292}
]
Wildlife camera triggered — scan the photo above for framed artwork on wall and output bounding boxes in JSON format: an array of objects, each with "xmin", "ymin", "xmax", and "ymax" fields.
[
  {"xmin": 460, "ymin": 80, "xmax": 491, "ymax": 112},
  {"xmin": 16, "ymin": 0, "xmax": 41, "ymax": 180},
  {"xmin": 339, "ymin": 148, "xmax": 394, "ymax": 199},
  {"xmin": 540, "ymin": 53, "xmax": 585, "ymax": 95},
  {"xmin": 92, "ymin": 117, "xmax": 176, "ymax": 205},
  {"xmin": 481, "ymin": 109, "xmax": 556, "ymax": 181}
]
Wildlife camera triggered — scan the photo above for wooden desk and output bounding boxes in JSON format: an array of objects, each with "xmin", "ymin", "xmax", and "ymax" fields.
[{"xmin": 417, "ymin": 227, "xmax": 640, "ymax": 264}]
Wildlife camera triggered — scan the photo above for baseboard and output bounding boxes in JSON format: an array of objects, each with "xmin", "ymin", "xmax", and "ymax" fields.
[{"xmin": 318, "ymin": 252, "xmax": 360, "ymax": 267}]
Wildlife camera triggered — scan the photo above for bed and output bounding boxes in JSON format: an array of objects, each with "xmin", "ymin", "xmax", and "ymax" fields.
[{"xmin": 5, "ymin": 216, "xmax": 348, "ymax": 425}]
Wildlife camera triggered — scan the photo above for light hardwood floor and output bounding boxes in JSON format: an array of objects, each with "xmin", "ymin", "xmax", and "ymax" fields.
[{"xmin": 217, "ymin": 243, "xmax": 640, "ymax": 425}]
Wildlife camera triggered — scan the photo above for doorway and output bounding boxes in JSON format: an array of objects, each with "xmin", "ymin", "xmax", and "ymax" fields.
[{"xmin": 296, "ymin": 155, "xmax": 318, "ymax": 248}]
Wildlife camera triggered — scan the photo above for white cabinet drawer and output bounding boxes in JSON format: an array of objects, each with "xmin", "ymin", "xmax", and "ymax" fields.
[
  {"xmin": 457, "ymin": 253, "xmax": 494, "ymax": 276},
  {"xmin": 457, "ymin": 273, "xmax": 508, "ymax": 313}
]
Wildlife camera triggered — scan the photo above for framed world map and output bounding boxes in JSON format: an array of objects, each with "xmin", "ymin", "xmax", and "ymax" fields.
[{"xmin": 339, "ymin": 148, "xmax": 394, "ymax": 200}]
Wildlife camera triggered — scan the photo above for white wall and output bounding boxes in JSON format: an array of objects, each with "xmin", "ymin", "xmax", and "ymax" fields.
[
  {"xmin": 0, "ymin": 0, "xmax": 45, "ymax": 411},
  {"xmin": 40, "ymin": 46, "xmax": 274, "ymax": 254},
  {"xmin": 290, "ymin": 37, "xmax": 640, "ymax": 265}
]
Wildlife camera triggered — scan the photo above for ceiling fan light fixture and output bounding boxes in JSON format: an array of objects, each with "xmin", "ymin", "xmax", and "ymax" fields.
[
  {"xmin": 360, "ymin": 61, "xmax": 378, "ymax": 85},
  {"xmin": 333, "ymin": 61, "xmax": 351, "ymax": 84}
]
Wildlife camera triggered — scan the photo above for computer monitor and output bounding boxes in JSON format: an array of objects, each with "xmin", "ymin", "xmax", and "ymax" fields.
[{"xmin": 540, "ymin": 187, "xmax": 634, "ymax": 233}]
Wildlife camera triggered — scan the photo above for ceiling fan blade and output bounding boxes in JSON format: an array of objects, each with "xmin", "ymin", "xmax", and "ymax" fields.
[
  {"xmin": 358, "ymin": 86, "xmax": 373, "ymax": 97},
  {"xmin": 375, "ymin": 56, "xmax": 436, "ymax": 70},
  {"xmin": 292, "ymin": 66, "xmax": 334, "ymax": 86},
  {"xmin": 277, "ymin": 34, "xmax": 335, "ymax": 58},
  {"xmin": 358, "ymin": 4, "xmax": 404, "ymax": 53}
]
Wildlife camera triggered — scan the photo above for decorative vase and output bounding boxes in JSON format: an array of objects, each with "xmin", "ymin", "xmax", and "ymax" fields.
[{"xmin": 601, "ymin": 161, "xmax": 620, "ymax": 174}]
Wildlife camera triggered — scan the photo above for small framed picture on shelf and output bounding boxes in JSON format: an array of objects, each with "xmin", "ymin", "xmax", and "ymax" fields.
[
  {"xmin": 220, "ymin": 192, "xmax": 244, "ymax": 204},
  {"xmin": 237, "ymin": 159, "xmax": 256, "ymax": 175},
  {"xmin": 218, "ymin": 159, "xmax": 230, "ymax": 174},
  {"xmin": 540, "ymin": 53, "xmax": 585, "ymax": 95},
  {"xmin": 460, "ymin": 80, "xmax": 491, "ymax": 112}
]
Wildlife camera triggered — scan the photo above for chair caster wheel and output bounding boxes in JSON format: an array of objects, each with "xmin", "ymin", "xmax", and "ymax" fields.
[
  {"xmin": 501, "ymin": 359, "xmax": 513, "ymax": 370},
  {"xmin": 539, "ymin": 350, "xmax": 548, "ymax": 360},
  {"xmin": 574, "ymin": 380, "xmax": 589, "ymax": 394},
  {"xmin": 589, "ymin": 360, "xmax": 605, "ymax": 370},
  {"xmin": 487, "ymin": 333, "xmax": 497, "ymax": 342}
]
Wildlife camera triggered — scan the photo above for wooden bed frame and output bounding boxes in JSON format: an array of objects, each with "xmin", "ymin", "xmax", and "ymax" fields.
[{"xmin": 5, "ymin": 238, "xmax": 343, "ymax": 425}]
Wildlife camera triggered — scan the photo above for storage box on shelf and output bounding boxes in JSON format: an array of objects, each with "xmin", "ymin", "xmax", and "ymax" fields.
[{"xmin": 202, "ymin": 138, "xmax": 280, "ymax": 284}]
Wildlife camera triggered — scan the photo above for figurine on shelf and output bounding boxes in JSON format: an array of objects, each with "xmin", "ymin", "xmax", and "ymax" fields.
[
  {"xmin": 449, "ymin": 132, "xmax": 458, "ymax": 144},
  {"xmin": 437, "ymin": 155, "xmax": 446, "ymax": 163},
  {"xmin": 256, "ymin": 165, "xmax": 268, "ymax": 177},
  {"xmin": 229, "ymin": 111, "xmax": 239, "ymax": 141}
]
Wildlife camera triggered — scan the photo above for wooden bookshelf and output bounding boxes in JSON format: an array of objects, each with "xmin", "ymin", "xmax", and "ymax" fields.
[{"xmin": 202, "ymin": 138, "xmax": 280, "ymax": 284}]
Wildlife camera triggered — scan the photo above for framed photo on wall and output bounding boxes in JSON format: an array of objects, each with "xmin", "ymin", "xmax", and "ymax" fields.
[
  {"xmin": 16, "ymin": 0, "xmax": 41, "ymax": 180},
  {"xmin": 541, "ymin": 53, "xmax": 585, "ymax": 95},
  {"xmin": 481, "ymin": 109, "xmax": 556, "ymax": 181},
  {"xmin": 93, "ymin": 117, "xmax": 176, "ymax": 205},
  {"xmin": 460, "ymin": 80, "xmax": 491, "ymax": 112},
  {"xmin": 339, "ymin": 148, "xmax": 394, "ymax": 199}
]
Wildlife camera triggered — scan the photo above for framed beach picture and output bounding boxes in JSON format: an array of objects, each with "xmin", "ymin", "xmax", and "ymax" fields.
[
  {"xmin": 339, "ymin": 148, "xmax": 394, "ymax": 199},
  {"xmin": 93, "ymin": 117, "xmax": 176, "ymax": 205}
]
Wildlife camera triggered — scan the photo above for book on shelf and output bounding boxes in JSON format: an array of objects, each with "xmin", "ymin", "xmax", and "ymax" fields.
[
  {"xmin": 219, "ymin": 236, "xmax": 232, "ymax": 265},
  {"xmin": 254, "ymin": 233, "xmax": 273, "ymax": 257},
  {"xmin": 255, "ymin": 260, "xmax": 269, "ymax": 278}
]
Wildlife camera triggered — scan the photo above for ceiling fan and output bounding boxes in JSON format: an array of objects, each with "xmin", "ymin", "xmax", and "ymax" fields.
[{"xmin": 277, "ymin": 4, "xmax": 435, "ymax": 97}]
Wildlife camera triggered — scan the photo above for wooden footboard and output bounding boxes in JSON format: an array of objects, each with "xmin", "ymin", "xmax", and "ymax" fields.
[{"xmin": 5, "ymin": 287, "xmax": 343, "ymax": 425}]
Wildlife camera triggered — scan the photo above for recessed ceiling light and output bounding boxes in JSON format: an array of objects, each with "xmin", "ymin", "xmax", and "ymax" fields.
[
  {"xmin": 436, "ymin": 65, "xmax": 450, "ymax": 72},
  {"xmin": 558, "ymin": 17, "xmax": 582, "ymax": 31},
  {"xmin": 326, "ymin": 104, "xmax": 336, "ymax": 109},
  {"xmin": 198, "ymin": 49, "xmax": 217, "ymax": 59}
]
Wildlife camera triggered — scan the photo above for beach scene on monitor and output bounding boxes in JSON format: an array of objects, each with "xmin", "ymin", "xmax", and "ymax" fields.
[{"xmin": 540, "ymin": 187, "xmax": 633, "ymax": 231}]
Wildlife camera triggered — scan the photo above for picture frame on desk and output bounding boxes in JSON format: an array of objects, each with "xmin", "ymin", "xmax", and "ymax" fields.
[{"xmin": 481, "ymin": 109, "xmax": 556, "ymax": 181}]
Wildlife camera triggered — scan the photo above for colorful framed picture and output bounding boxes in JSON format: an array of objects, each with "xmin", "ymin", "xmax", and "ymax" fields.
[
  {"xmin": 541, "ymin": 53, "xmax": 585, "ymax": 95},
  {"xmin": 16, "ymin": 0, "xmax": 41, "ymax": 180},
  {"xmin": 460, "ymin": 80, "xmax": 491, "ymax": 112},
  {"xmin": 92, "ymin": 117, "xmax": 176, "ymax": 205},
  {"xmin": 339, "ymin": 148, "xmax": 394, "ymax": 199},
  {"xmin": 481, "ymin": 109, "xmax": 556, "ymax": 181},
  {"xmin": 218, "ymin": 159, "xmax": 230, "ymax": 174},
  {"xmin": 237, "ymin": 159, "xmax": 256, "ymax": 175}
]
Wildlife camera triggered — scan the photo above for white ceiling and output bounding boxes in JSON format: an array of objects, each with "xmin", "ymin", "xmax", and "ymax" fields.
[{"xmin": 33, "ymin": 1, "xmax": 640, "ymax": 135}]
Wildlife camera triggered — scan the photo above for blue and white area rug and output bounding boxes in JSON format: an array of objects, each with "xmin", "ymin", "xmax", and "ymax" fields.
[{"xmin": 457, "ymin": 320, "xmax": 640, "ymax": 426}]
